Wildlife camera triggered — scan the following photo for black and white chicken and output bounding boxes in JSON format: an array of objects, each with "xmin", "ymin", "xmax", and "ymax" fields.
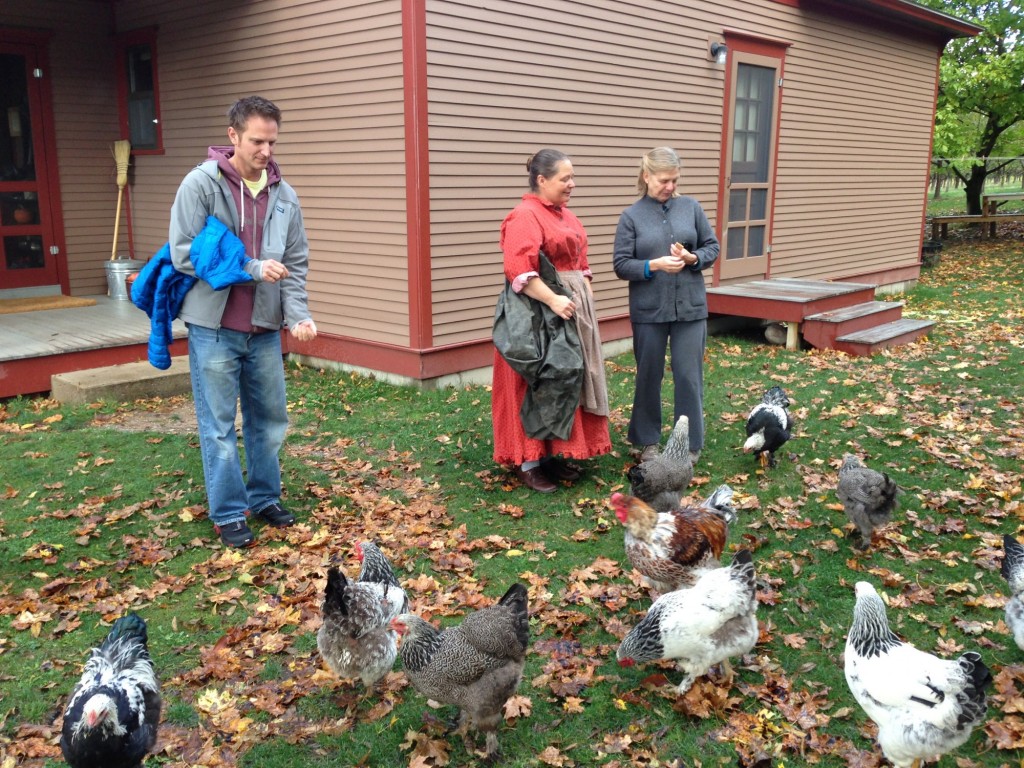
[
  {"xmin": 742, "ymin": 385, "xmax": 793, "ymax": 468},
  {"xmin": 60, "ymin": 612, "xmax": 161, "ymax": 768},
  {"xmin": 844, "ymin": 581, "xmax": 992, "ymax": 768},
  {"xmin": 837, "ymin": 454, "xmax": 901, "ymax": 550},
  {"xmin": 317, "ymin": 542, "xmax": 409, "ymax": 690},
  {"xmin": 627, "ymin": 415, "xmax": 694, "ymax": 513},
  {"xmin": 1001, "ymin": 534, "xmax": 1024, "ymax": 651},
  {"xmin": 617, "ymin": 549, "xmax": 758, "ymax": 694}
]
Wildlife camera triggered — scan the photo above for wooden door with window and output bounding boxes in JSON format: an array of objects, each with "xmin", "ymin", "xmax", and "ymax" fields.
[
  {"xmin": 718, "ymin": 39, "xmax": 786, "ymax": 282},
  {"xmin": 0, "ymin": 39, "xmax": 62, "ymax": 291}
]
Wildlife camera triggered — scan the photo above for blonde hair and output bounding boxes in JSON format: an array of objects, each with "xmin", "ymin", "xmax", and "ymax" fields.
[{"xmin": 637, "ymin": 146, "xmax": 682, "ymax": 196}]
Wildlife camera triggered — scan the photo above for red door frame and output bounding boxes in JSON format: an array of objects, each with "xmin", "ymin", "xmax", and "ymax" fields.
[{"xmin": 0, "ymin": 27, "xmax": 69, "ymax": 293}]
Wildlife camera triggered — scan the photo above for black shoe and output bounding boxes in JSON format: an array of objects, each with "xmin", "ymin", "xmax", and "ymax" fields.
[
  {"xmin": 215, "ymin": 519, "xmax": 255, "ymax": 548},
  {"xmin": 255, "ymin": 502, "xmax": 296, "ymax": 527}
]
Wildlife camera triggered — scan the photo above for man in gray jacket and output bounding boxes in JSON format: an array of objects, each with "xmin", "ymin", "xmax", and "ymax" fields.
[{"xmin": 170, "ymin": 95, "xmax": 316, "ymax": 548}]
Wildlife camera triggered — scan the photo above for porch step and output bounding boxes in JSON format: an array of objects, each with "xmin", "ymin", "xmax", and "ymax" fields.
[
  {"xmin": 801, "ymin": 301, "xmax": 905, "ymax": 350},
  {"xmin": 831, "ymin": 318, "xmax": 936, "ymax": 356},
  {"xmin": 51, "ymin": 357, "xmax": 192, "ymax": 405}
]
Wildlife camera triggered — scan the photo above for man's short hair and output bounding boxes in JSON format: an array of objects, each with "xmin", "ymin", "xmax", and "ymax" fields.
[{"xmin": 227, "ymin": 95, "xmax": 282, "ymax": 133}]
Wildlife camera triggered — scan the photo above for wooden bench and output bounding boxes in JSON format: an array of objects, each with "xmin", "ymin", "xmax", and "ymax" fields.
[{"xmin": 930, "ymin": 213, "xmax": 1024, "ymax": 240}]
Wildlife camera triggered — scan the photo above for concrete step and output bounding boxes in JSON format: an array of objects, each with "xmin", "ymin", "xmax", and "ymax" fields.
[
  {"xmin": 832, "ymin": 318, "xmax": 936, "ymax": 356},
  {"xmin": 51, "ymin": 357, "xmax": 191, "ymax": 405},
  {"xmin": 802, "ymin": 301, "xmax": 905, "ymax": 350}
]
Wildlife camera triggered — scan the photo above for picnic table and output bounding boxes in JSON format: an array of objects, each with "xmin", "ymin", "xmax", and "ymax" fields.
[{"xmin": 982, "ymin": 191, "xmax": 1024, "ymax": 215}]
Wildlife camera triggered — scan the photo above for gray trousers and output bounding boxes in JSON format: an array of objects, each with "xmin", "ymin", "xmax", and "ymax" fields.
[{"xmin": 627, "ymin": 319, "xmax": 706, "ymax": 451}]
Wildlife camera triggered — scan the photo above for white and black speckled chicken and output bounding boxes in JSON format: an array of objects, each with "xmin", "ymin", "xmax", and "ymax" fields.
[
  {"xmin": 743, "ymin": 385, "xmax": 794, "ymax": 468},
  {"xmin": 617, "ymin": 549, "xmax": 757, "ymax": 694},
  {"xmin": 317, "ymin": 542, "xmax": 409, "ymax": 690},
  {"xmin": 837, "ymin": 454, "xmax": 901, "ymax": 550},
  {"xmin": 844, "ymin": 581, "xmax": 992, "ymax": 768},
  {"xmin": 627, "ymin": 415, "xmax": 694, "ymax": 512},
  {"xmin": 391, "ymin": 583, "xmax": 529, "ymax": 760},
  {"xmin": 1001, "ymin": 534, "xmax": 1024, "ymax": 651},
  {"xmin": 60, "ymin": 612, "xmax": 161, "ymax": 768},
  {"xmin": 612, "ymin": 484, "xmax": 737, "ymax": 596}
]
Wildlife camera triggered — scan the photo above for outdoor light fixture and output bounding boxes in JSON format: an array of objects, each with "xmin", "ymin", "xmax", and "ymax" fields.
[{"xmin": 710, "ymin": 41, "xmax": 728, "ymax": 64}]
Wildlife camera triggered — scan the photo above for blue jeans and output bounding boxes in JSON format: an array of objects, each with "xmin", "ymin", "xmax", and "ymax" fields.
[{"xmin": 187, "ymin": 324, "xmax": 288, "ymax": 527}]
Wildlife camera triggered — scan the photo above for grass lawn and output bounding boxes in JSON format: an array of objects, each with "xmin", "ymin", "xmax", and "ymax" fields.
[{"xmin": 1, "ymin": 236, "xmax": 1022, "ymax": 768}]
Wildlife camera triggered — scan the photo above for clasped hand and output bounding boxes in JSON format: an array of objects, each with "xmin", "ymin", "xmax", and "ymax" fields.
[
  {"xmin": 260, "ymin": 259, "xmax": 289, "ymax": 283},
  {"xmin": 550, "ymin": 294, "xmax": 576, "ymax": 320}
]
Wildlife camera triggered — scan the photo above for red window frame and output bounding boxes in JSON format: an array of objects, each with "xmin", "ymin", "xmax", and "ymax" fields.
[{"xmin": 115, "ymin": 26, "xmax": 163, "ymax": 155}]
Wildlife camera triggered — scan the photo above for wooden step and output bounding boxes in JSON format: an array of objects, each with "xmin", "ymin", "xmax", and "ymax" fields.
[
  {"xmin": 832, "ymin": 318, "xmax": 936, "ymax": 356},
  {"xmin": 801, "ymin": 301, "xmax": 905, "ymax": 350}
]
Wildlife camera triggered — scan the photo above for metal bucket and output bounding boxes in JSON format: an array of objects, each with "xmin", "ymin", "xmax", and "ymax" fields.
[{"xmin": 105, "ymin": 258, "xmax": 146, "ymax": 300}]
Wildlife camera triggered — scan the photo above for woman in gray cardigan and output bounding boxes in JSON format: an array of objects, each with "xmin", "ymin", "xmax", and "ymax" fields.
[{"xmin": 612, "ymin": 147, "xmax": 720, "ymax": 464}]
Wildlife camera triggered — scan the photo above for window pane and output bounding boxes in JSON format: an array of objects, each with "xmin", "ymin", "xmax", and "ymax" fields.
[
  {"xmin": 4, "ymin": 235, "xmax": 44, "ymax": 269},
  {"xmin": 726, "ymin": 227, "xmax": 745, "ymax": 259},
  {"xmin": 129, "ymin": 98, "xmax": 156, "ymax": 147},
  {"xmin": 124, "ymin": 42, "xmax": 158, "ymax": 150},
  {"xmin": 728, "ymin": 190, "xmax": 748, "ymax": 222},
  {"xmin": 750, "ymin": 189, "xmax": 767, "ymax": 220},
  {"xmin": 747, "ymin": 225, "xmax": 765, "ymax": 257},
  {"xmin": 127, "ymin": 46, "xmax": 153, "ymax": 93}
]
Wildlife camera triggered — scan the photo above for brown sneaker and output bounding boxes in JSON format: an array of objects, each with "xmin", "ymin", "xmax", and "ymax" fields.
[
  {"xmin": 541, "ymin": 457, "xmax": 582, "ymax": 483},
  {"xmin": 639, "ymin": 444, "xmax": 660, "ymax": 462},
  {"xmin": 514, "ymin": 466, "xmax": 558, "ymax": 493}
]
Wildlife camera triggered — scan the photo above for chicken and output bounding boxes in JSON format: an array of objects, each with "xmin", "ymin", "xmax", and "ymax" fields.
[
  {"xmin": 356, "ymin": 540, "xmax": 404, "ymax": 590},
  {"xmin": 612, "ymin": 484, "xmax": 736, "ymax": 596},
  {"xmin": 743, "ymin": 385, "xmax": 793, "ymax": 468},
  {"xmin": 627, "ymin": 415, "xmax": 694, "ymax": 512},
  {"xmin": 317, "ymin": 543, "xmax": 409, "ymax": 690},
  {"xmin": 391, "ymin": 582, "xmax": 529, "ymax": 760},
  {"xmin": 837, "ymin": 454, "xmax": 900, "ymax": 550},
  {"xmin": 617, "ymin": 548, "xmax": 758, "ymax": 694},
  {"xmin": 844, "ymin": 581, "xmax": 992, "ymax": 768},
  {"xmin": 1001, "ymin": 534, "xmax": 1024, "ymax": 651},
  {"xmin": 60, "ymin": 612, "xmax": 161, "ymax": 768}
]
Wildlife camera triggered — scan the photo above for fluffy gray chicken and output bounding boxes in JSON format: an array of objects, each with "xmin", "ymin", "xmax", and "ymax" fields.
[
  {"xmin": 837, "ymin": 454, "xmax": 901, "ymax": 550},
  {"xmin": 1001, "ymin": 534, "xmax": 1024, "ymax": 651},
  {"xmin": 317, "ymin": 542, "xmax": 409, "ymax": 690},
  {"xmin": 845, "ymin": 581, "xmax": 991, "ymax": 768},
  {"xmin": 627, "ymin": 415, "xmax": 693, "ymax": 512},
  {"xmin": 617, "ymin": 549, "xmax": 757, "ymax": 694},
  {"xmin": 60, "ymin": 613, "xmax": 161, "ymax": 768},
  {"xmin": 391, "ymin": 583, "xmax": 529, "ymax": 760}
]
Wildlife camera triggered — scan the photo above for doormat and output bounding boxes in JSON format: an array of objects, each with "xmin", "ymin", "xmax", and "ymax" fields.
[{"xmin": 0, "ymin": 295, "xmax": 98, "ymax": 315}]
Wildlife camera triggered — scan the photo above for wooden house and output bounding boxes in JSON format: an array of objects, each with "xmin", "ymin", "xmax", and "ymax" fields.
[{"xmin": 0, "ymin": 0, "xmax": 980, "ymax": 397}]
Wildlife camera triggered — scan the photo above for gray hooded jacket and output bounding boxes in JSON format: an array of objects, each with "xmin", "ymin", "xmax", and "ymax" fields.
[{"xmin": 169, "ymin": 150, "xmax": 311, "ymax": 331}]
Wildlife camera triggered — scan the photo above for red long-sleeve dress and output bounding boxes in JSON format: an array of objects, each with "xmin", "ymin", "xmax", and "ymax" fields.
[{"xmin": 491, "ymin": 194, "xmax": 611, "ymax": 466}]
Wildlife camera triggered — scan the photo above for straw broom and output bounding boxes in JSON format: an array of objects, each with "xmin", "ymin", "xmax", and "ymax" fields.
[{"xmin": 110, "ymin": 139, "xmax": 131, "ymax": 261}]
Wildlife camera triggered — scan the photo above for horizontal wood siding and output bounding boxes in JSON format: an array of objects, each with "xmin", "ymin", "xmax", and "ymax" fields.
[
  {"xmin": 114, "ymin": 0, "xmax": 410, "ymax": 347},
  {"xmin": 426, "ymin": 0, "xmax": 942, "ymax": 346},
  {"xmin": 425, "ymin": 0, "xmax": 736, "ymax": 347},
  {"xmin": 768, "ymin": 10, "xmax": 938, "ymax": 280},
  {"xmin": 1, "ymin": 1, "xmax": 123, "ymax": 296}
]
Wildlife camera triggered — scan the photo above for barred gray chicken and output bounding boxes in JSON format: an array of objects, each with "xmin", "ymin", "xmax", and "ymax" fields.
[
  {"xmin": 317, "ymin": 542, "xmax": 409, "ymax": 690},
  {"xmin": 743, "ymin": 385, "xmax": 793, "ymax": 468},
  {"xmin": 617, "ymin": 549, "xmax": 757, "ymax": 694},
  {"xmin": 837, "ymin": 454, "xmax": 900, "ymax": 550},
  {"xmin": 845, "ymin": 581, "xmax": 991, "ymax": 768},
  {"xmin": 1001, "ymin": 534, "xmax": 1024, "ymax": 651},
  {"xmin": 60, "ymin": 613, "xmax": 161, "ymax": 768},
  {"xmin": 627, "ymin": 415, "xmax": 694, "ymax": 512},
  {"xmin": 391, "ymin": 583, "xmax": 529, "ymax": 760}
]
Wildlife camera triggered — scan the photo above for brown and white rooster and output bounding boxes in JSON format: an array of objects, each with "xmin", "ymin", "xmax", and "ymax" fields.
[
  {"xmin": 391, "ymin": 583, "xmax": 529, "ymax": 760},
  {"xmin": 317, "ymin": 542, "xmax": 409, "ymax": 690},
  {"xmin": 617, "ymin": 549, "xmax": 758, "ymax": 694},
  {"xmin": 627, "ymin": 415, "xmax": 694, "ymax": 512},
  {"xmin": 612, "ymin": 484, "xmax": 737, "ymax": 596}
]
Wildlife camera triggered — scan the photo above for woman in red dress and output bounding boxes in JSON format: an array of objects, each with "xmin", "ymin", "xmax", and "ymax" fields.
[{"xmin": 492, "ymin": 149, "xmax": 611, "ymax": 493}]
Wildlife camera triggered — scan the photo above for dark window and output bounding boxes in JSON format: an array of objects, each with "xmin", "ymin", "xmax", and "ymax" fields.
[{"xmin": 116, "ymin": 29, "xmax": 163, "ymax": 153}]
